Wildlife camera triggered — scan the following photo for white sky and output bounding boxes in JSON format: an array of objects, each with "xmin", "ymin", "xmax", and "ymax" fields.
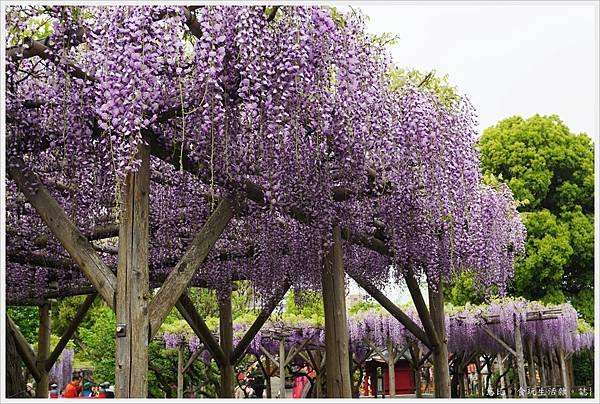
[{"xmin": 350, "ymin": 1, "xmax": 598, "ymax": 137}]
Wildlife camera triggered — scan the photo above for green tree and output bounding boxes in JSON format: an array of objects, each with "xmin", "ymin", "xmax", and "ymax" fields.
[
  {"xmin": 478, "ymin": 114, "xmax": 594, "ymax": 323},
  {"xmin": 78, "ymin": 305, "xmax": 116, "ymax": 383},
  {"xmin": 7, "ymin": 306, "xmax": 39, "ymax": 344}
]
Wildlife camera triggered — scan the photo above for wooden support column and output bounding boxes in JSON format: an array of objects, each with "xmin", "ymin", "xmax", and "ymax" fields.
[
  {"xmin": 387, "ymin": 338, "xmax": 396, "ymax": 398},
  {"xmin": 218, "ymin": 288, "xmax": 234, "ymax": 398},
  {"xmin": 428, "ymin": 280, "xmax": 450, "ymax": 398},
  {"xmin": 265, "ymin": 357, "xmax": 273, "ymax": 398},
  {"xmin": 497, "ymin": 353, "xmax": 506, "ymax": 398},
  {"xmin": 35, "ymin": 303, "xmax": 50, "ymax": 398},
  {"xmin": 526, "ymin": 337, "xmax": 537, "ymax": 397},
  {"xmin": 279, "ymin": 338, "xmax": 286, "ymax": 398},
  {"xmin": 177, "ymin": 344, "xmax": 185, "ymax": 398},
  {"xmin": 321, "ymin": 225, "xmax": 352, "ymax": 398},
  {"xmin": 115, "ymin": 145, "xmax": 150, "ymax": 398},
  {"xmin": 513, "ymin": 314, "xmax": 527, "ymax": 397},
  {"xmin": 557, "ymin": 348, "xmax": 570, "ymax": 398}
]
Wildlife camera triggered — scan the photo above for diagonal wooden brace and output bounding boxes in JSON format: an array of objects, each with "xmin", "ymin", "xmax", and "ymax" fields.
[
  {"xmin": 148, "ymin": 198, "xmax": 234, "ymax": 337},
  {"xmin": 46, "ymin": 293, "xmax": 97, "ymax": 371},
  {"xmin": 7, "ymin": 157, "xmax": 116, "ymax": 309},
  {"xmin": 230, "ymin": 280, "xmax": 292, "ymax": 364},
  {"xmin": 6, "ymin": 315, "xmax": 42, "ymax": 381},
  {"xmin": 175, "ymin": 292, "xmax": 227, "ymax": 366}
]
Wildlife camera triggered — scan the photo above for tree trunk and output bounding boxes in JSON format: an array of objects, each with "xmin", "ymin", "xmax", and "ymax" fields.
[
  {"xmin": 218, "ymin": 287, "xmax": 234, "ymax": 398},
  {"xmin": 35, "ymin": 303, "xmax": 50, "ymax": 398},
  {"xmin": 429, "ymin": 281, "xmax": 450, "ymax": 398},
  {"xmin": 6, "ymin": 321, "xmax": 27, "ymax": 398},
  {"xmin": 115, "ymin": 145, "xmax": 150, "ymax": 398},
  {"xmin": 321, "ymin": 225, "xmax": 352, "ymax": 398}
]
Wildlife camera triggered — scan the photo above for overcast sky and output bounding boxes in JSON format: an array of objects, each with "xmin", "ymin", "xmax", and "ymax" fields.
[{"xmin": 349, "ymin": 2, "xmax": 598, "ymax": 138}]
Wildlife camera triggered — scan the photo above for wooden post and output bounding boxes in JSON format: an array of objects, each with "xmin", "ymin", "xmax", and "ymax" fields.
[
  {"xmin": 387, "ymin": 338, "xmax": 396, "ymax": 398},
  {"xmin": 475, "ymin": 355, "xmax": 483, "ymax": 397},
  {"xmin": 115, "ymin": 145, "xmax": 150, "ymax": 398},
  {"xmin": 429, "ymin": 280, "xmax": 450, "ymax": 398},
  {"xmin": 526, "ymin": 337, "xmax": 536, "ymax": 397},
  {"xmin": 279, "ymin": 337, "xmax": 286, "ymax": 398},
  {"xmin": 497, "ymin": 353, "xmax": 506, "ymax": 398},
  {"xmin": 558, "ymin": 349, "xmax": 570, "ymax": 398},
  {"xmin": 321, "ymin": 225, "xmax": 352, "ymax": 398},
  {"xmin": 513, "ymin": 313, "xmax": 527, "ymax": 398},
  {"xmin": 35, "ymin": 303, "xmax": 50, "ymax": 398},
  {"xmin": 177, "ymin": 344, "xmax": 185, "ymax": 398},
  {"xmin": 218, "ymin": 288, "xmax": 234, "ymax": 398}
]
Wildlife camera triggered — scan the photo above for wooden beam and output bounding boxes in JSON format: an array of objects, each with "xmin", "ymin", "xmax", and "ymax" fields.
[
  {"xmin": 406, "ymin": 269, "xmax": 440, "ymax": 348},
  {"xmin": 182, "ymin": 349, "xmax": 202, "ymax": 374},
  {"xmin": 115, "ymin": 144, "xmax": 150, "ymax": 398},
  {"xmin": 35, "ymin": 303, "xmax": 50, "ymax": 397},
  {"xmin": 46, "ymin": 293, "xmax": 96, "ymax": 371},
  {"xmin": 525, "ymin": 337, "xmax": 537, "ymax": 397},
  {"xmin": 480, "ymin": 325, "xmax": 517, "ymax": 356},
  {"xmin": 346, "ymin": 267, "xmax": 431, "ymax": 349},
  {"xmin": 279, "ymin": 337, "xmax": 287, "ymax": 398},
  {"xmin": 6, "ymin": 315, "xmax": 42, "ymax": 382},
  {"xmin": 321, "ymin": 225, "xmax": 352, "ymax": 398},
  {"xmin": 176, "ymin": 293, "xmax": 227, "ymax": 365},
  {"xmin": 260, "ymin": 346, "xmax": 279, "ymax": 367},
  {"xmin": 148, "ymin": 198, "xmax": 234, "ymax": 337},
  {"xmin": 7, "ymin": 157, "xmax": 116, "ymax": 309}
]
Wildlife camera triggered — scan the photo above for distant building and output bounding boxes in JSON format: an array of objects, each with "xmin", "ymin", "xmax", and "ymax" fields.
[{"xmin": 346, "ymin": 293, "xmax": 367, "ymax": 308}]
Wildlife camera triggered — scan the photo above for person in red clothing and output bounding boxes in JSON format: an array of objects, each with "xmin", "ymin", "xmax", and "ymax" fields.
[{"xmin": 63, "ymin": 376, "xmax": 82, "ymax": 398}]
